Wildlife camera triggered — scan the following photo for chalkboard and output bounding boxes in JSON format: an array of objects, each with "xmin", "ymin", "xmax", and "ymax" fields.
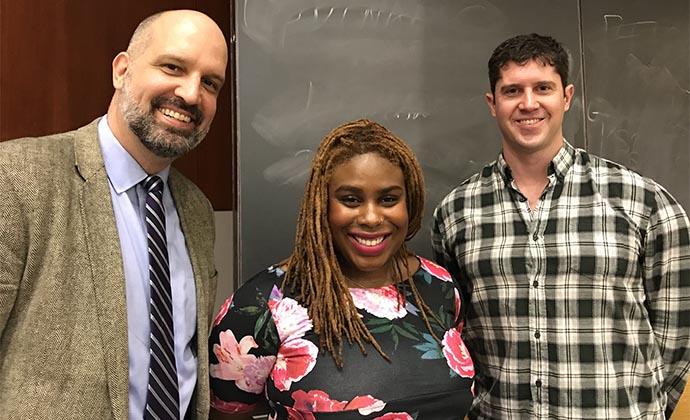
[
  {"xmin": 581, "ymin": 1, "xmax": 689, "ymax": 211},
  {"xmin": 236, "ymin": 0, "xmax": 689, "ymax": 281}
]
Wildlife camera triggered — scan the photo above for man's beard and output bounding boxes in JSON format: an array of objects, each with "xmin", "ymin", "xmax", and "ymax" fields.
[{"xmin": 119, "ymin": 83, "xmax": 209, "ymax": 159}]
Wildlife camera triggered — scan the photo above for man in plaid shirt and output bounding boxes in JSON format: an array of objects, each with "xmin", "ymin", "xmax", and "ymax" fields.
[{"xmin": 432, "ymin": 33, "xmax": 690, "ymax": 419}]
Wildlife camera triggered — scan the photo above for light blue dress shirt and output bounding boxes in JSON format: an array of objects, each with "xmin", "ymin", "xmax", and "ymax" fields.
[{"xmin": 97, "ymin": 117, "xmax": 197, "ymax": 419}]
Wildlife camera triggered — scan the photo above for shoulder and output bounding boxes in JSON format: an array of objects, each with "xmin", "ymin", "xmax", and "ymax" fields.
[
  {"xmin": 169, "ymin": 168, "xmax": 212, "ymax": 208},
  {"xmin": 0, "ymin": 128, "xmax": 80, "ymax": 174},
  {"xmin": 212, "ymin": 267, "xmax": 285, "ymax": 328},
  {"xmin": 232, "ymin": 266, "xmax": 286, "ymax": 304},
  {"xmin": 578, "ymin": 150, "xmax": 649, "ymax": 190},
  {"xmin": 168, "ymin": 168, "xmax": 214, "ymax": 235},
  {"xmin": 416, "ymin": 256, "xmax": 454, "ymax": 283},
  {"xmin": 433, "ymin": 163, "xmax": 497, "ymax": 241},
  {"xmin": 0, "ymin": 123, "xmax": 99, "ymax": 208},
  {"xmin": 413, "ymin": 256, "xmax": 462, "ymax": 323},
  {"xmin": 576, "ymin": 150, "xmax": 682, "ymax": 220},
  {"xmin": 435, "ymin": 162, "xmax": 497, "ymax": 216}
]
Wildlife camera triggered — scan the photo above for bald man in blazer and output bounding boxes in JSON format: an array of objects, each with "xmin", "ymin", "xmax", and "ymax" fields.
[{"xmin": 0, "ymin": 10, "xmax": 226, "ymax": 420}]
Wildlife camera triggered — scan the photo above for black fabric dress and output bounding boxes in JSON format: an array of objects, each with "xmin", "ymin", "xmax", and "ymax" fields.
[{"xmin": 209, "ymin": 256, "xmax": 474, "ymax": 419}]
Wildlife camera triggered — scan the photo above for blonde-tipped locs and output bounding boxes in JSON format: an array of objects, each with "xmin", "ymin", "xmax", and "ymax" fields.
[{"xmin": 282, "ymin": 119, "xmax": 442, "ymax": 368}]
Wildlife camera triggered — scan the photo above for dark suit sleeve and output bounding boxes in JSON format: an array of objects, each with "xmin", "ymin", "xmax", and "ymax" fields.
[{"xmin": 0, "ymin": 164, "xmax": 26, "ymax": 337}]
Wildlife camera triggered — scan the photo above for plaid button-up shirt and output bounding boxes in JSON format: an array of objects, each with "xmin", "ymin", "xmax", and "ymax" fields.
[{"xmin": 432, "ymin": 141, "xmax": 690, "ymax": 419}]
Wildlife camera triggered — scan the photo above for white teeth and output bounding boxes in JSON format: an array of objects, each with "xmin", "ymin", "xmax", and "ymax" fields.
[
  {"xmin": 159, "ymin": 108, "xmax": 191, "ymax": 123},
  {"xmin": 354, "ymin": 236, "xmax": 385, "ymax": 246},
  {"xmin": 517, "ymin": 118, "xmax": 541, "ymax": 125}
]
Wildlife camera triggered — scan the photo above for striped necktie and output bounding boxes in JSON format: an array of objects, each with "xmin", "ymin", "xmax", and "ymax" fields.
[{"xmin": 142, "ymin": 175, "xmax": 180, "ymax": 420}]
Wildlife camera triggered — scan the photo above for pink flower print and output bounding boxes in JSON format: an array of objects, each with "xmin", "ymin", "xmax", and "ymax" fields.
[
  {"xmin": 285, "ymin": 406, "xmax": 315, "ymax": 420},
  {"xmin": 350, "ymin": 285, "xmax": 406, "ymax": 320},
  {"xmin": 271, "ymin": 338, "xmax": 318, "ymax": 391},
  {"xmin": 349, "ymin": 395, "xmax": 387, "ymax": 415},
  {"xmin": 291, "ymin": 390, "xmax": 386, "ymax": 414},
  {"xmin": 268, "ymin": 284, "xmax": 284, "ymax": 306},
  {"xmin": 442, "ymin": 328, "xmax": 475, "ymax": 378},
  {"xmin": 270, "ymin": 294, "xmax": 313, "ymax": 341},
  {"xmin": 210, "ymin": 330, "xmax": 276, "ymax": 394},
  {"xmin": 210, "ymin": 391, "xmax": 257, "ymax": 413},
  {"xmin": 267, "ymin": 287, "xmax": 318, "ymax": 391},
  {"xmin": 453, "ymin": 288, "xmax": 462, "ymax": 324},
  {"xmin": 374, "ymin": 413, "xmax": 414, "ymax": 420},
  {"xmin": 213, "ymin": 294, "xmax": 234, "ymax": 327},
  {"xmin": 419, "ymin": 257, "xmax": 453, "ymax": 282},
  {"xmin": 239, "ymin": 354, "xmax": 277, "ymax": 393}
]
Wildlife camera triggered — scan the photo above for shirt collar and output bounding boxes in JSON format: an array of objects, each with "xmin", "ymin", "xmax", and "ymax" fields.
[
  {"xmin": 496, "ymin": 139, "xmax": 576, "ymax": 182},
  {"xmin": 550, "ymin": 139, "xmax": 576, "ymax": 180},
  {"xmin": 97, "ymin": 116, "xmax": 170, "ymax": 194}
]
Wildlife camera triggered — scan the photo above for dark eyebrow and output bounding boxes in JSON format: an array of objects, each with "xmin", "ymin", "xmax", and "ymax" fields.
[
  {"xmin": 500, "ymin": 80, "xmax": 556, "ymax": 92},
  {"xmin": 499, "ymin": 84, "xmax": 521, "ymax": 92},
  {"xmin": 379, "ymin": 186, "xmax": 404, "ymax": 194},
  {"xmin": 334, "ymin": 185, "xmax": 403, "ymax": 194}
]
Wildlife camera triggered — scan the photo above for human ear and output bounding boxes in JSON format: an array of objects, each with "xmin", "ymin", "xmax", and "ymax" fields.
[
  {"xmin": 563, "ymin": 84, "xmax": 575, "ymax": 111},
  {"xmin": 111, "ymin": 52, "xmax": 130, "ymax": 90},
  {"xmin": 485, "ymin": 92, "xmax": 497, "ymax": 117}
]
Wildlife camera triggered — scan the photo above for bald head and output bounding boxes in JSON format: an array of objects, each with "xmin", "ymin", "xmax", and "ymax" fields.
[
  {"xmin": 126, "ymin": 10, "xmax": 228, "ymax": 63},
  {"xmin": 107, "ymin": 9, "xmax": 228, "ymax": 173}
]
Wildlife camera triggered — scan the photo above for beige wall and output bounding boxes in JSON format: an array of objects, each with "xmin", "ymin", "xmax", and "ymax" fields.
[{"xmin": 213, "ymin": 211, "xmax": 235, "ymax": 314}]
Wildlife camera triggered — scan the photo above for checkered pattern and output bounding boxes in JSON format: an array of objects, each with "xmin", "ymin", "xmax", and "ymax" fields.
[
  {"xmin": 432, "ymin": 141, "xmax": 690, "ymax": 419},
  {"xmin": 142, "ymin": 175, "xmax": 180, "ymax": 420}
]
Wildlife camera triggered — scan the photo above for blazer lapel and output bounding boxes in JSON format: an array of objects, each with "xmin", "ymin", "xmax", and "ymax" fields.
[{"xmin": 74, "ymin": 120, "xmax": 129, "ymax": 420}]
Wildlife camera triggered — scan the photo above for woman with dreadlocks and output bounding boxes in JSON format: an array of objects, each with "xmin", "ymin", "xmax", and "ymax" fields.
[{"xmin": 209, "ymin": 119, "xmax": 474, "ymax": 419}]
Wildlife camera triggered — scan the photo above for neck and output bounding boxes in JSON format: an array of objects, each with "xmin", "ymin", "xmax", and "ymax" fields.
[
  {"xmin": 501, "ymin": 140, "xmax": 563, "ymax": 210},
  {"xmin": 502, "ymin": 140, "xmax": 562, "ymax": 188},
  {"xmin": 343, "ymin": 265, "xmax": 395, "ymax": 289},
  {"xmin": 106, "ymin": 98, "xmax": 172, "ymax": 175},
  {"xmin": 343, "ymin": 255, "xmax": 419, "ymax": 289}
]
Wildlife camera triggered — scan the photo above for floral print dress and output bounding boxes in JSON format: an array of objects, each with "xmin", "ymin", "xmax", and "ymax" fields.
[{"xmin": 209, "ymin": 257, "xmax": 474, "ymax": 419}]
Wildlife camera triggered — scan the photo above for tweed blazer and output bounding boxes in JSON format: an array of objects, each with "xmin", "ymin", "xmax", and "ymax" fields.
[{"xmin": 0, "ymin": 120, "xmax": 218, "ymax": 419}]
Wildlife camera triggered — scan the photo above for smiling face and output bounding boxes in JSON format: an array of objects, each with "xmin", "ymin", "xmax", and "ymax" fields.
[
  {"xmin": 111, "ymin": 11, "xmax": 227, "ymax": 161},
  {"xmin": 486, "ymin": 59, "xmax": 574, "ymax": 159},
  {"xmin": 327, "ymin": 152, "xmax": 409, "ymax": 287}
]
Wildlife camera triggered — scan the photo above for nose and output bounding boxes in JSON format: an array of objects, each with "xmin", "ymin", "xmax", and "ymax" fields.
[
  {"xmin": 519, "ymin": 89, "xmax": 540, "ymax": 111},
  {"xmin": 175, "ymin": 76, "xmax": 201, "ymax": 105},
  {"xmin": 358, "ymin": 203, "xmax": 383, "ymax": 227}
]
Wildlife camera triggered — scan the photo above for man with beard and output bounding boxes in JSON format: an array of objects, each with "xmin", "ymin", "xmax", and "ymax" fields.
[{"xmin": 0, "ymin": 10, "xmax": 227, "ymax": 420}]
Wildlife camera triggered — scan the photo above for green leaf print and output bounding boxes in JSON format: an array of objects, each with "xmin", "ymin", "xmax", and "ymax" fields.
[
  {"xmin": 421, "ymin": 349, "xmax": 443, "ymax": 359},
  {"xmin": 238, "ymin": 305, "xmax": 261, "ymax": 315},
  {"xmin": 444, "ymin": 284, "xmax": 455, "ymax": 300},
  {"xmin": 421, "ymin": 270, "xmax": 434, "ymax": 285},
  {"xmin": 366, "ymin": 317, "xmax": 391, "ymax": 326},
  {"xmin": 254, "ymin": 308, "xmax": 271, "ymax": 338},
  {"xmin": 369, "ymin": 324, "xmax": 393, "ymax": 333},
  {"xmin": 393, "ymin": 324, "xmax": 419, "ymax": 341},
  {"xmin": 391, "ymin": 329, "xmax": 399, "ymax": 351},
  {"xmin": 413, "ymin": 333, "xmax": 443, "ymax": 360}
]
